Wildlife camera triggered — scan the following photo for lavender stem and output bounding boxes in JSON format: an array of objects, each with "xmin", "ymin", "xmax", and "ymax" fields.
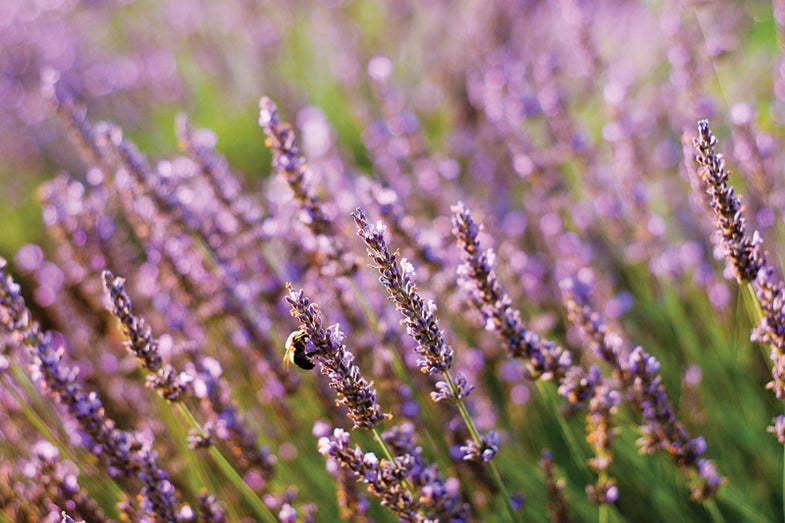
[{"xmin": 176, "ymin": 404, "xmax": 277, "ymax": 523}]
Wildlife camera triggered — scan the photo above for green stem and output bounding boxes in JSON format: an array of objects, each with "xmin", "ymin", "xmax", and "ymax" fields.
[
  {"xmin": 175, "ymin": 404, "xmax": 277, "ymax": 523},
  {"xmin": 716, "ymin": 485, "xmax": 770, "ymax": 523},
  {"xmin": 371, "ymin": 426, "xmax": 399, "ymax": 465},
  {"xmin": 537, "ymin": 382, "xmax": 593, "ymax": 480},
  {"xmin": 741, "ymin": 282, "xmax": 763, "ymax": 324},
  {"xmin": 371, "ymin": 426, "xmax": 417, "ymax": 496},
  {"xmin": 2, "ymin": 370, "xmax": 71, "ymax": 459},
  {"xmin": 444, "ymin": 371, "xmax": 482, "ymax": 443},
  {"xmin": 599, "ymin": 502, "xmax": 609, "ymax": 523},
  {"xmin": 741, "ymin": 282, "xmax": 785, "ymax": 520},
  {"xmin": 354, "ymin": 281, "xmax": 519, "ymax": 519},
  {"xmin": 703, "ymin": 498, "xmax": 727, "ymax": 523},
  {"xmin": 443, "ymin": 370, "xmax": 519, "ymax": 522},
  {"xmin": 351, "ymin": 282, "xmax": 380, "ymax": 331}
]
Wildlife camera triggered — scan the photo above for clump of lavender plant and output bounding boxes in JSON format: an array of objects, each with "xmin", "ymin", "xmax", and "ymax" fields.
[
  {"xmin": 286, "ymin": 285, "xmax": 428, "ymax": 515},
  {"xmin": 353, "ymin": 208, "xmax": 496, "ymax": 445},
  {"xmin": 353, "ymin": 207, "xmax": 516, "ymax": 519},
  {"xmin": 8, "ymin": 3, "xmax": 785, "ymax": 520},
  {"xmin": 0, "ymin": 259, "xmax": 187, "ymax": 521},
  {"xmin": 451, "ymin": 201, "xmax": 623, "ymax": 502},
  {"xmin": 287, "ymin": 280, "xmax": 473, "ymax": 521},
  {"xmin": 381, "ymin": 422, "xmax": 470, "ymax": 520},
  {"xmin": 105, "ymin": 270, "xmax": 278, "ymax": 495},
  {"xmin": 561, "ymin": 277, "xmax": 724, "ymax": 500},
  {"xmin": 453, "ymin": 200, "xmax": 723, "ymax": 501}
]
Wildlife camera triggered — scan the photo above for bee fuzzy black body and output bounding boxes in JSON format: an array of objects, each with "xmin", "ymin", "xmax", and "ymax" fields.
[{"xmin": 284, "ymin": 329, "xmax": 315, "ymax": 370}]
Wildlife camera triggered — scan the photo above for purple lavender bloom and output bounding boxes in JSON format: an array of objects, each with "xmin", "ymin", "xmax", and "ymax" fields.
[
  {"xmin": 768, "ymin": 415, "xmax": 785, "ymax": 444},
  {"xmin": 196, "ymin": 493, "xmax": 227, "ymax": 523},
  {"xmin": 382, "ymin": 422, "xmax": 471, "ymax": 521},
  {"xmin": 318, "ymin": 428, "xmax": 422, "ymax": 521},
  {"xmin": 258, "ymin": 96, "xmax": 332, "ymax": 236},
  {"xmin": 322, "ymin": 451, "xmax": 372, "ymax": 522},
  {"xmin": 451, "ymin": 201, "xmax": 571, "ymax": 380},
  {"xmin": 286, "ymin": 286, "xmax": 390, "ymax": 430},
  {"xmin": 103, "ymin": 271, "xmax": 192, "ymax": 402},
  {"xmin": 187, "ymin": 422, "xmax": 215, "ymax": 450},
  {"xmin": 587, "ymin": 481, "xmax": 619, "ymax": 506},
  {"xmin": 278, "ymin": 503, "xmax": 297, "ymax": 523},
  {"xmin": 352, "ymin": 207, "xmax": 508, "ymax": 493},
  {"xmin": 258, "ymin": 96, "xmax": 357, "ymax": 276},
  {"xmin": 692, "ymin": 119, "xmax": 763, "ymax": 283},
  {"xmin": 353, "ymin": 208, "xmax": 454, "ymax": 375},
  {"xmin": 558, "ymin": 364, "xmax": 602, "ymax": 408},
  {"xmin": 751, "ymin": 265, "xmax": 785, "ymax": 401},
  {"xmin": 458, "ymin": 431, "xmax": 499, "ymax": 463},
  {"xmin": 431, "ymin": 373, "xmax": 475, "ymax": 403}
]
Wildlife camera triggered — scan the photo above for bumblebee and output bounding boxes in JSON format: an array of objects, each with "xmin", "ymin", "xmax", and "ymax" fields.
[{"xmin": 283, "ymin": 329, "xmax": 315, "ymax": 370}]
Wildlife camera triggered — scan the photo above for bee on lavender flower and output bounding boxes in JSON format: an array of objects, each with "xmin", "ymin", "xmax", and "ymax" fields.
[{"xmin": 283, "ymin": 329, "xmax": 315, "ymax": 370}]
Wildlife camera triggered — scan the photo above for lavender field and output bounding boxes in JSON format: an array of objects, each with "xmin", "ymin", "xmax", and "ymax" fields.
[{"xmin": 2, "ymin": 1, "xmax": 785, "ymax": 521}]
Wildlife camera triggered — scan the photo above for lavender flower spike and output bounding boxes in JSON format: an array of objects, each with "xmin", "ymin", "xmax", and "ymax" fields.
[
  {"xmin": 102, "ymin": 271, "xmax": 192, "ymax": 402},
  {"xmin": 258, "ymin": 96, "xmax": 357, "ymax": 276},
  {"xmin": 352, "ymin": 208, "xmax": 454, "ymax": 375},
  {"xmin": 692, "ymin": 119, "xmax": 763, "ymax": 283},
  {"xmin": 451, "ymin": 201, "xmax": 571, "ymax": 381},
  {"xmin": 318, "ymin": 428, "xmax": 422, "ymax": 521},
  {"xmin": 258, "ymin": 96, "xmax": 331, "ymax": 235},
  {"xmin": 381, "ymin": 422, "xmax": 471, "ymax": 520},
  {"xmin": 286, "ymin": 285, "xmax": 390, "ymax": 429},
  {"xmin": 692, "ymin": 120, "xmax": 785, "ymax": 406}
]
